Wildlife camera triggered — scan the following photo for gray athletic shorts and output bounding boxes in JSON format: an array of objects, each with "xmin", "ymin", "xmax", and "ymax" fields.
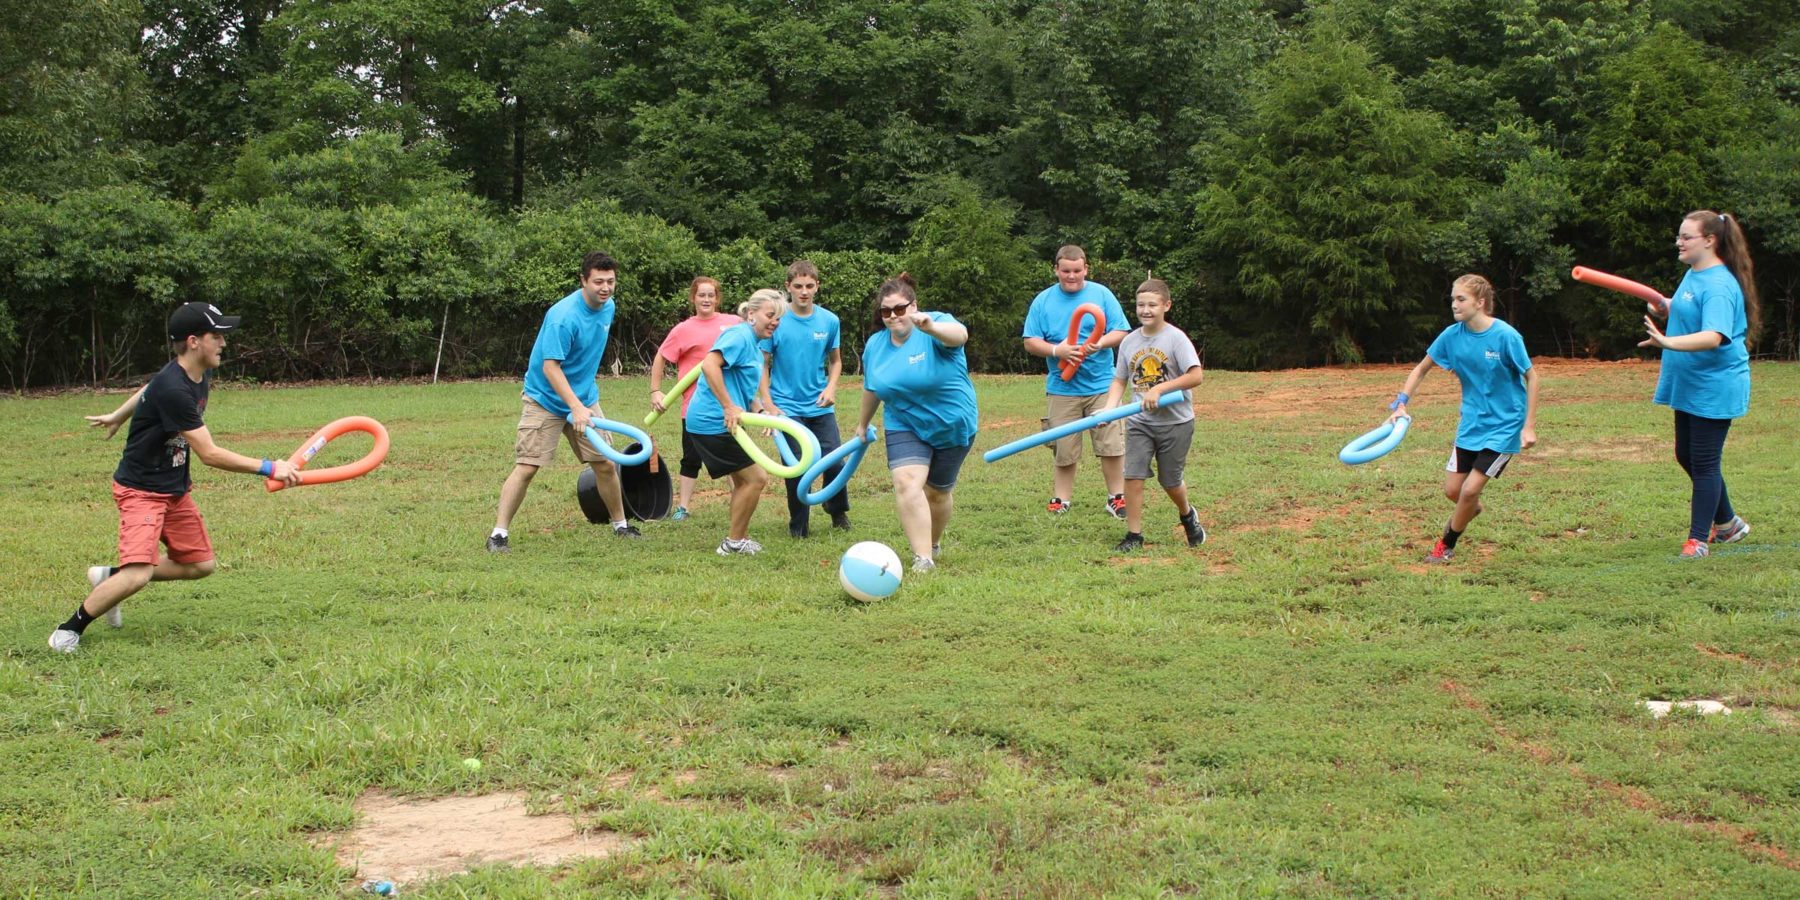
[{"xmin": 1124, "ymin": 419, "xmax": 1194, "ymax": 489}]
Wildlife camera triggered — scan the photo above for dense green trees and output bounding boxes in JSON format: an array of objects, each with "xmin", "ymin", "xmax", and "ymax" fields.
[{"xmin": 1, "ymin": 0, "xmax": 1795, "ymax": 386}]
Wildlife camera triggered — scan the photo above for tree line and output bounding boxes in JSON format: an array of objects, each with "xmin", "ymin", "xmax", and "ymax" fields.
[{"xmin": 3, "ymin": 0, "xmax": 1797, "ymax": 388}]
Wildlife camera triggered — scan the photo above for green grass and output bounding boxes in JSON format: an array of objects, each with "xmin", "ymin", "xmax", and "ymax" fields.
[{"xmin": 3, "ymin": 360, "xmax": 1799, "ymax": 896}]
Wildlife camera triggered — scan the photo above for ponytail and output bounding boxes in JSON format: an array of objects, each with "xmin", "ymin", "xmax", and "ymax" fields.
[{"xmin": 1687, "ymin": 210, "xmax": 1762, "ymax": 346}]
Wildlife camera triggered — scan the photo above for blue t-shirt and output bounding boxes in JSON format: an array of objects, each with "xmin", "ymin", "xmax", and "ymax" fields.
[
  {"xmin": 1426, "ymin": 319, "xmax": 1533, "ymax": 454},
  {"xmin": 758, "ymin": 306, "xmax": 840, "ymax": 418},
  {"xmin": 523, "ymin": 289, "xmax": 615, "ymax": 417},
  {"xmin": 1021, "ymin": 281, "xmax": 1130, "ymax": 396},
  {"xmin": 686, "ymin": 323, "xmax": 765, "ymax": 436},
  {"xmin": 1654, "ymin": 265, "xmax": 1750, "ymax": 420},
  {"xmin": 863, "ymin": 313, "xmax": 980, "ymax": 449}
]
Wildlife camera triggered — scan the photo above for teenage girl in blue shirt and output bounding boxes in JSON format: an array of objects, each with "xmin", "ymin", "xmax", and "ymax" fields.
[
  {"xmin": 1640, "ymin": 210, "xmax": 1760, "ymax": 558},
  {"xmin": 1389, "ymin": 274, "xmax": 1539, "ymax": 564},
  {"xmin": 857, "ymin": 274, "xmax": 979, "ymax": 572}
]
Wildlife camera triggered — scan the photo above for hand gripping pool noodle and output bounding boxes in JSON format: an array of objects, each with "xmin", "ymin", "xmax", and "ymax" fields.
[
  {"xmin": 799, "ymin": 426, "xmax": 878, "ymax": 506},
  {"xmin": 734, "ymin": 412, "xmax": 818, "ymax": 479},
  {"xmin": 1571, "ymin": 266, "xmax": 1667, "ymax": 312},
  {"xmin": 570, "ymin": 415, "xmax": 655, "ymax": 467},
  {"xmin": 1338, "ymin": 415, "xmax": 1411, "ymax": 466},
  {"xmin": 265, "ymin": 416, "xmax": 391, "ymax": 492},
  {"xmin": 1058, "ymin": 303, "xmax": 1105, "ymax": 381},
  {"xmin": 984, "ymin": 391, "xmax": 1188, "ymax": 464},
  {"xmin": 643, "ymin": 364, "xmax": 704, "ymax": 428}
]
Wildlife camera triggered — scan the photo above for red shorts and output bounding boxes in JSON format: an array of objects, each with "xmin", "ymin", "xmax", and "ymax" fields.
[{"xmin": 113, "ymin": 481, "xmax": 214, "ymax": 566}]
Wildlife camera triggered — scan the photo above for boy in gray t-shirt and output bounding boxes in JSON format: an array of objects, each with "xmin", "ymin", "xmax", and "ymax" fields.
[{"xmin": 1104, "ymin": 279, "xmax": 1207, "ymax": 552}]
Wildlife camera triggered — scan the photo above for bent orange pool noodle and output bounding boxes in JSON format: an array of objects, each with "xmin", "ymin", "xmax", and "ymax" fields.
[
  {"xmin": 1058, "ymin": 303, "xmax": 1104, "ymax": 381},
  {"xmin": 266, "ymin": 416, "xmax": 391, "ymax": 492},
  {"xmin": 1572, "ymin": 266, "xmax": 1665, "ymax": 309}
]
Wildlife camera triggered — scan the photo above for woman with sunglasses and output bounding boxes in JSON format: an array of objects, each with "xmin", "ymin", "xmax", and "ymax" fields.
[
  {"xmin": 1640, "ymin": 210, "xmax": 1760, "ymax": 558},
  {"xmin": 856, "ymin": 274, "xmax": 979, "ymax": 572}
]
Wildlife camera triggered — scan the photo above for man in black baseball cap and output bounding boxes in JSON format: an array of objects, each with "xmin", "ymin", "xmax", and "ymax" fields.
[
  {"xmin": 49, "ymin": 302, "xmax": 299, "ymax": 654},
  {"xmin": 166, "ymin": 302, "xmax": 242, "ymax": 342}
]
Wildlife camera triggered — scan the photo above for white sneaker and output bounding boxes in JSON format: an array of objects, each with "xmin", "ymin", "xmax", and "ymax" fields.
[
  {"xmin": 911, "ymin": 556, "xmax": 936, "ymax": 572},
  {"xmin": 88, "ymin": 567, "xmax": 121, "ymax": 628},
  {"xmin": 717, "ymin": 538, "xmax": 763, "ymax": 556},
  {"xmin": 48, "ymin": 629, "xmax": 80, "ymax": 653}
]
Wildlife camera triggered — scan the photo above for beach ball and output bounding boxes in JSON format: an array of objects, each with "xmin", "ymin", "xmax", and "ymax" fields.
[{"xmin": 839, "ymin": 541, "xmax": 903, "ymax": 602}]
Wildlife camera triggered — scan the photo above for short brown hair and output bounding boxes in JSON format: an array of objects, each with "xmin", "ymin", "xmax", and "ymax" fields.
[
  {"xmin": 581, "ymin": 251, "xmax": 617, "ymax": 279},
  {"xmin": 786, "ymin": 260, "xmax": 820, "ymax": 283},
  {"xmin": 1054, "ymin": 245, "xmax": 1086, "ymax": 264},
  {"xmin": 1135, "ymin": 279, "xmax": 1171, "ymax": 303}
]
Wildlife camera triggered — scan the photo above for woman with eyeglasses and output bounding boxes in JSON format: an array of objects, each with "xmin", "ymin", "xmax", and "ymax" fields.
[
  {"xmin": 1640, "ymin": 210, "xmax": 1760, "ymax": 558},
  {"xmin": 856, "ymin": 274, "xmax": 979, "ymax": 572}
]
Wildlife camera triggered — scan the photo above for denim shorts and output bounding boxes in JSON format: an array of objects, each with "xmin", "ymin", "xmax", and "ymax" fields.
[{"xmin": 885, "ymin": 430, "xmax": 972, "ymax": 491}]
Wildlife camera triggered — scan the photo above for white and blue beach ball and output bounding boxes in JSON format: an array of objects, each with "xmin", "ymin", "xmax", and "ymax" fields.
[{"xmin": 839, "ymin": 541, "xmax": 903, "ymax": 602}]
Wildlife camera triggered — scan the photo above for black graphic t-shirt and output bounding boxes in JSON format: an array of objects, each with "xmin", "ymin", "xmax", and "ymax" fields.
[{"xmin": 114, "ymin": 361, "xmax": 210, "ymax": 495}]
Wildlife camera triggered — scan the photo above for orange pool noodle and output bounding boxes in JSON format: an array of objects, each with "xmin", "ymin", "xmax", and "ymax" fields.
[
  {"xmin": 1058, "ymin": 303, "xmax": 1104, "ymax": 381},
  {"xmin": 1572, "ymin": 266, "xmax": 1666, "ymax": 310},
  {"xmin": 266, "ymin": 416, "xmax": 390, "ymax": 492}
]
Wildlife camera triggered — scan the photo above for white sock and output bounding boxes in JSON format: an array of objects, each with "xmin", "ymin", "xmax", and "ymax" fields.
[
  {"xmin": 612, "ymin": 520, "xmax": 628, "ymax": 530},
  {"xmin": 491, "ymin": 527, "xmax": 508, "ymax": 539}
]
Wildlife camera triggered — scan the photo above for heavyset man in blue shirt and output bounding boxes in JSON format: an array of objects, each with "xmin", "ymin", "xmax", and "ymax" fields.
[{"xmin": 1020, "ymin": 245, "xmax": 1132, "ymax": 519}]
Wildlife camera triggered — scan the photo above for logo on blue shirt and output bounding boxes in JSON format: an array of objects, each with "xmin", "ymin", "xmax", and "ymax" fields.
[{"xmin": 908, "ymin": 352, "xmax": 926, "ymax": 364}]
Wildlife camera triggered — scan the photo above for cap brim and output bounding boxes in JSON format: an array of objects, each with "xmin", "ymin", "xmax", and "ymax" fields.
[{"xmin": 212, "ymin": 315, "xmax": 242, "ymax": 331}]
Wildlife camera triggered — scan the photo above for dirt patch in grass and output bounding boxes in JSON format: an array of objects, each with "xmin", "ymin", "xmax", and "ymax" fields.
[
  {"xmin": 1440, "ymin": 679, "xmax": 1800, "ymax": 872},
  {"xmin": 1532, "ymin": 435, "xmax": 1664, "ymax": 464},
  {"xmin": 982, "ymin": 417, "xmax": 1035, "ymax": 431},
  {"xmin": 328, "ymin": 790, "xmax": 631, "ymax": 887},
  {"xmin": 1694, "ymin": 643, "xmax": 1794, "ymax": 671}
]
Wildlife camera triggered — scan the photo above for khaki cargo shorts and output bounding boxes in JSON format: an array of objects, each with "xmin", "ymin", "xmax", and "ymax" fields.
[
  {"xmin": 1043, "ymin": 393, "xmax": 1126, "ymax": 466},
  {"xmin": 515, "ymin": 395, "xmax": 611, "ymax": 467}
]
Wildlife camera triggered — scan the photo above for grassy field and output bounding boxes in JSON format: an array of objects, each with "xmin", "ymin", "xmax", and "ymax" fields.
[{"xmin": 3, "ymin": 359, "xmax": 1798, "ymax": 897}]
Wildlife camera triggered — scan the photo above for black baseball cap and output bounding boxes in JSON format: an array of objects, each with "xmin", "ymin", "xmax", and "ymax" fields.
[{"xmin": 167, "ymin": 303, "xmax": 242, "ymax": 341}]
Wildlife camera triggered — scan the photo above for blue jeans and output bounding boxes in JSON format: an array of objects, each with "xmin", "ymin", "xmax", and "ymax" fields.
[
  {"xmin": 775, "ymin": 413, "xmax": 849, "ymax": 532},
  {"xmin": 1674, "ymin": 411, "xmax": 1736, "ymax": 541}
]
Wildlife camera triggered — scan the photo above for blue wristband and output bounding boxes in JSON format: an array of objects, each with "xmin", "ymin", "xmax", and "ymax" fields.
[
  {"xmin": 1388, "ymin": 392, "xmax": 1409, "ymax": 411},
  {"xmin": 258, "ymin": 459, "xmax": 274, "ymax": 477}
]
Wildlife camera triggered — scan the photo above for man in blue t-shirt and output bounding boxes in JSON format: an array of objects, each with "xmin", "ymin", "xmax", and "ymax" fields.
[
  {"xmin": 488, "ymin": 251, "xmax": 641, "ymax": 552},
  {"xmin": 757, "ymin": 260, "xmax": 850, "ymax": 538},
  {"xmin": 1020, "ymin": 245, "xmax": 1132, "ymax": 518}
]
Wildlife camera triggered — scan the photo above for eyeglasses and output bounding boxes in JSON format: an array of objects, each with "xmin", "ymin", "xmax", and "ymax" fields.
[
  {"xmin": 1675, "ymin": 233, "xmax": 1707, "ymax": 244},
  {"xmin": 878, "ymin": 302, "xmax": 912, "ymax": 320}
]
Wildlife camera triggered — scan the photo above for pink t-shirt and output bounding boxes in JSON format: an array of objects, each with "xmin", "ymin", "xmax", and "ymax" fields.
[{"xmin": 657, "ymin": 314, "xmax": 743, "ymax": 415}]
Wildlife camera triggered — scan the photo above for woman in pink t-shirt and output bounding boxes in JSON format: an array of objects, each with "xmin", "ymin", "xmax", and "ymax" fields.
[{"xmin": 650, "ymin": 276, "xmax": 743, "ymax": 519}]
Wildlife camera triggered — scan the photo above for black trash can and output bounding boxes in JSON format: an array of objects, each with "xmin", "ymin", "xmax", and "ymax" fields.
[{"xmin": 576, "ymin": 442, "xmax": 673, "ymax": 522}]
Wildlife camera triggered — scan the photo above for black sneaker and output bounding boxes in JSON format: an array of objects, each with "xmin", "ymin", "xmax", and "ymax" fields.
[
  {"xmin": 486, "ymin": 533, "xmax": 510, "ymax": 553},
  {"xmin": 1114, "ymin": 532, "xmax": 1145, "ymax": 552},
  {"xmin": 831, "ymin": 512, "xmax": 852, "ymax": 530},
  {"xmin": 1106, "ymin": 494, "xmax": 1127, "ymax": 519},
  {"xmin": 1180, "ymin": 509, "xmax": 1207, "ymax": 547},
  {"xmin": 789, "ymin": 523, "xmax": 809, "ymax": 539},
  {"xmin": 613, "ymin": 524, "xmax": 643, "ymax": 538}
]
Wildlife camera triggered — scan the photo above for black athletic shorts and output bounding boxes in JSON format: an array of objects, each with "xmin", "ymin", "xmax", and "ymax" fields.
[{"xmin": 1446, "ymin": 445, "xmax": 1512, "ymax": 478}]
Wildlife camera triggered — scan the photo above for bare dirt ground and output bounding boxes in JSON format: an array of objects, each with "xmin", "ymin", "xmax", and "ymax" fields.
[{"xmin": 326, "ymin": 790, "xmax": 630, "ymax": 887}]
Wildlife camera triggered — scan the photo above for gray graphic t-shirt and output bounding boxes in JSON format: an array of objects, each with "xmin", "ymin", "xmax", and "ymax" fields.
[{"xmin": 1114, "ymin": 325, "xmax": 1201, "ymax": 425}]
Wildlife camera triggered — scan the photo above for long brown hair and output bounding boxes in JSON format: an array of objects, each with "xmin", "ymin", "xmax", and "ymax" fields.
[{"xmin": 1686, "ymin": 210, "xmax": 1761, "ymax": 346}]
